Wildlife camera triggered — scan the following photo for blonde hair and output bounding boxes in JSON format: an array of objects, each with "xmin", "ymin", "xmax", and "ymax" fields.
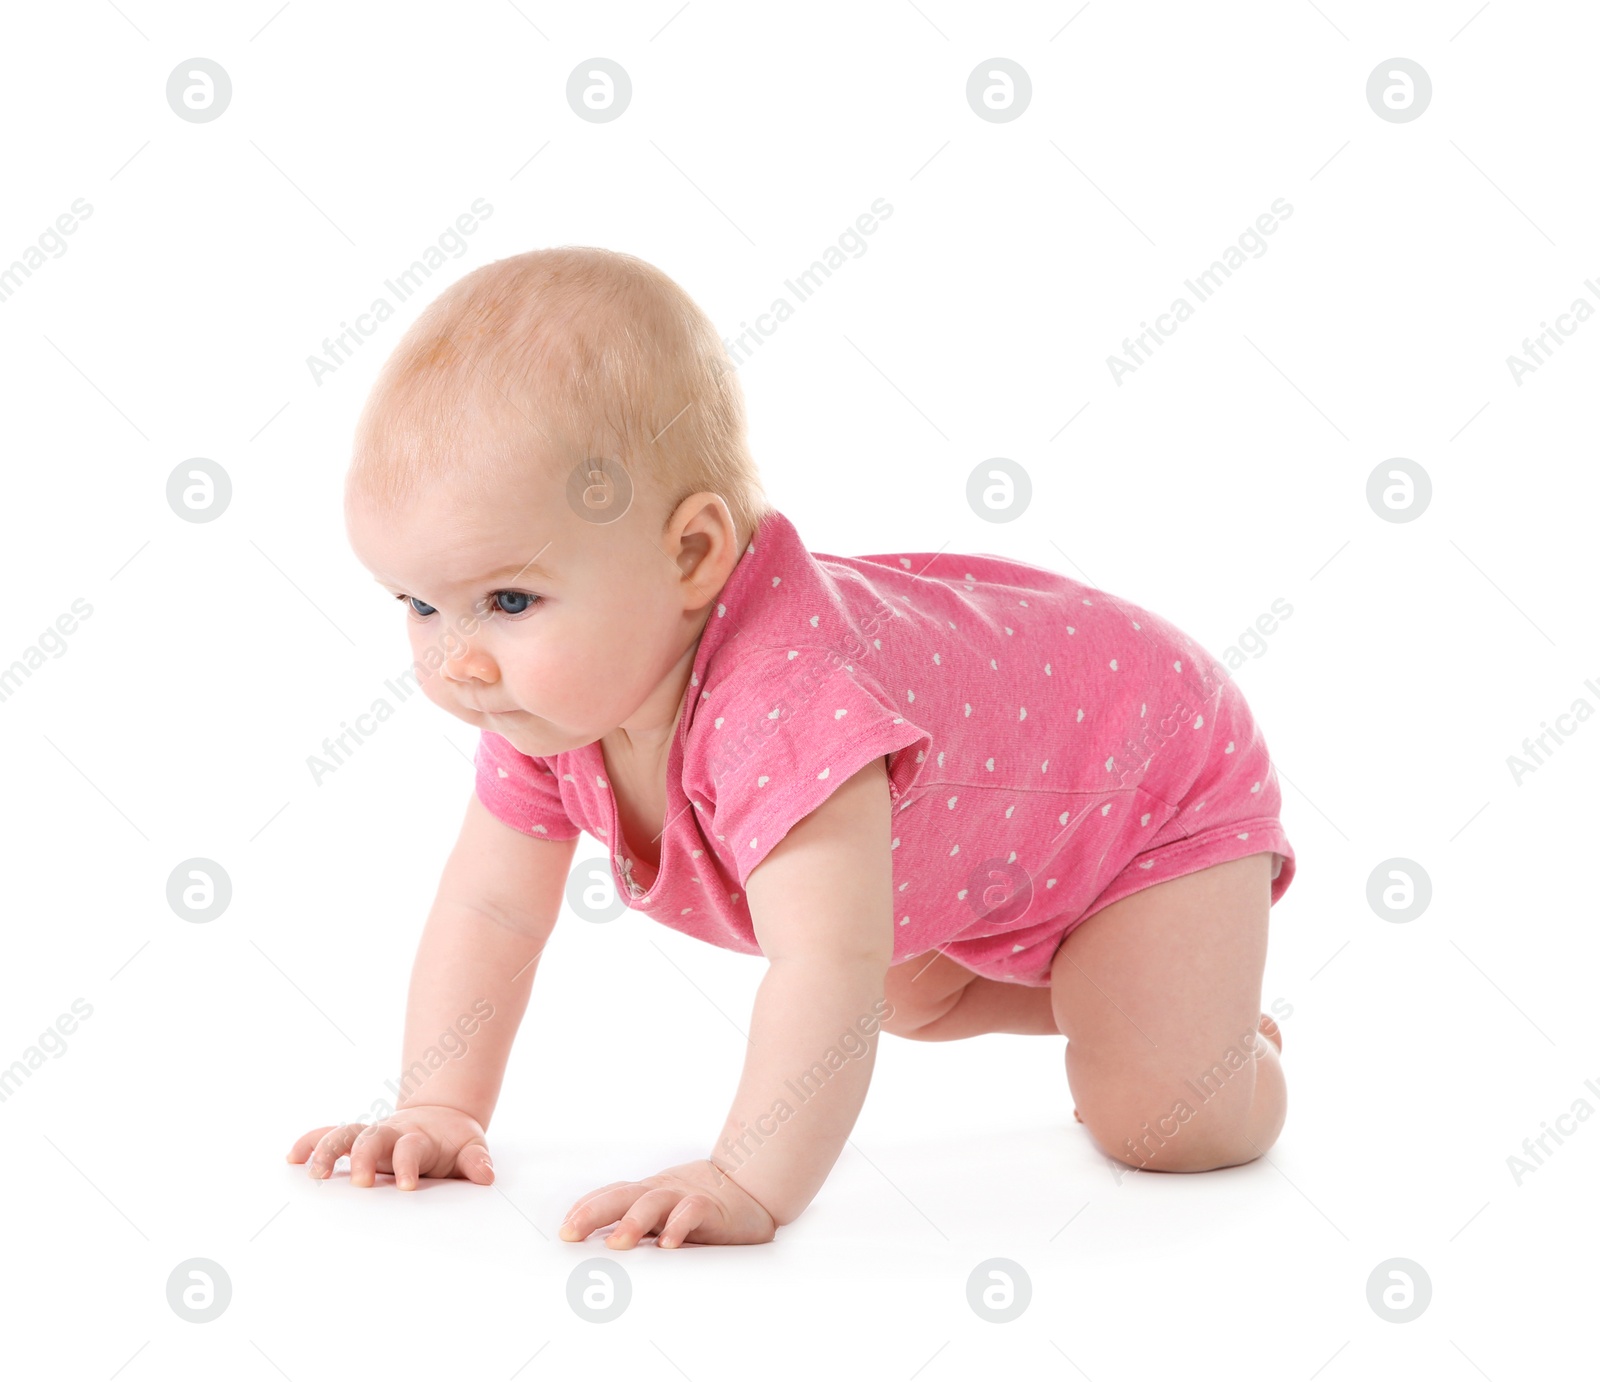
[{"xmin": 346, "ymin": 246, "xmax": 774, "ymax": 547}]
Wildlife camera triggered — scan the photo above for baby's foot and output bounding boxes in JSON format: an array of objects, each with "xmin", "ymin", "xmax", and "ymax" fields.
[
  {"xmin": 1071, "ymin": 1012, "xmax": 1281, "ymax": 1123},
  {"xmin": 1257, "ymin": 1011, "xmax": 1282, "ymax": 1053}
]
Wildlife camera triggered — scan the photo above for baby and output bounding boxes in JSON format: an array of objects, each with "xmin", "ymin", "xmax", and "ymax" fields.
[{"xmin": 288, "ymin": 246, "xmax": 1297, "ymax": 1250}]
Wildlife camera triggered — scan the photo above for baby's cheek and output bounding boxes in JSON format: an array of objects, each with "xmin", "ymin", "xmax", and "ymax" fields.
[
  {"xmin": 418, "ymin": 672, "xmax": 483, "ymax": 724},
  {"xmin": 407, "ymin": 630, "xmax": 456, "ymax": 687},
  {"xmin": 521, "ymin": 656, "xmax": 580, "ymax": 709}
]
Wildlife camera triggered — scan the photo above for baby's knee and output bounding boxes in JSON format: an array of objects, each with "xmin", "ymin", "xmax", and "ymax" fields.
[
  {"xmin": 1073, "ymin": 1053, "xmax": 1280, "ymax": 1173},
  {"xmin": 1107, "ymin": 1112, "xmax": 1261, "ymax": 1173},
  {"xmin": 1084, "ymin": 1103, "xmax": 1236, "ymax": 1173}
]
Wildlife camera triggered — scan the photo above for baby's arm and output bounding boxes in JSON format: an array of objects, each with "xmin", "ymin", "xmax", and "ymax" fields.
[
  {"xmin": 288, "ymin": 793, "xmax": 577, "ymax": 1186},
  {"xmin": 713, "ymin": 756, "xmax": 896, "ymax": 1223},
  {"xmin": 560, "ymin": 756, "xmax": 896, "ymax": 1247}
]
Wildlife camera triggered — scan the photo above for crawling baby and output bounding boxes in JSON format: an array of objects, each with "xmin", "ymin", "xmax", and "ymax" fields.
[{"xmin": 287, "ymin": 246, "xmax": 1298, "ymax": 1249}]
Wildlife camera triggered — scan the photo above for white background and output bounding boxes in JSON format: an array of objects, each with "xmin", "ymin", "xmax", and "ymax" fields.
[{"xmin": 1, "ymin": 1, "xmax": 1595, "ymax": 1378}]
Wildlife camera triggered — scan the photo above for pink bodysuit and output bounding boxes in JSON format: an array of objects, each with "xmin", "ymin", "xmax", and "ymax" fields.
[{"xmin": 474, "ymin": 509, "xmax": 1296, "ymax": 986}]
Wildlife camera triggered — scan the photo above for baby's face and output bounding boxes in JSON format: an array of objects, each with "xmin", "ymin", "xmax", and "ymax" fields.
[{"xmin": 347, "ymin": 454, "xmax": 694, "ymax": 758}]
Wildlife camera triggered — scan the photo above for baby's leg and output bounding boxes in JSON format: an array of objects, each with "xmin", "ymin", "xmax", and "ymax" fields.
[
  {"xmin": 880, "ymin": 950, "xmax": 1060, "ymax": 1040},
  {"xmin": 1049, "ymin": 851, "xmax": 1286, "ymax": 1172}
]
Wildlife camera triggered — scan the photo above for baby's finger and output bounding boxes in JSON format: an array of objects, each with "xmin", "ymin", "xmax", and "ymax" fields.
[
  {"xmin": 658, "ymin": 1195, "xmax": 711, "ymax": 1249},
  {"xmin": 286, "ymin": 1126, "xmax": 337, "ymax": 1164},
  {"xmin": 305, "ymin": 1123, "xmax": 364, "ymax": 1179},
  {"xmin": 348, "ymin": 1122, "xmax": 399, "ymax": 1188},
  {"xmin": 559, "ymin": 1182, "xmax": 641, "ymax": 1242},
  {"xmin": 605, "ymin": 1188, "xmax": 680, "ymax": 1250},
  {"xmin": 392, "ymin": 1132, "xmax": 433, "ymax": 1191},
  {"xmin": 452, "ymin": 1140, "xmax": 494, "ymax": 1185}
]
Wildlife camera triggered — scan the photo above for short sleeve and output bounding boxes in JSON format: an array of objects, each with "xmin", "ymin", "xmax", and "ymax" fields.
[
  {"xmin": 685, "ymin": 644, "xmax": 930, "ymax": 887},
  {"xmin": 473, "ymin": 730, "xmax": 581, "ymax": 840}
]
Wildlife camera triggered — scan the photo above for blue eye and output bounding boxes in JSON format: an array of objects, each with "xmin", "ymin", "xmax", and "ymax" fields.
[
  {"xmin": 493, "ymin": 590, "xmax": 538, "ymax": 615},
  {"xmin": 396, "ymin": 591, "xmax": 541, "ymax": 618}
]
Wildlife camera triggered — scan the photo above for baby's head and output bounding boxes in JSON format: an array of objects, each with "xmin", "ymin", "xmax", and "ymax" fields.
[{"xmin": 345, "ymin": 246, "xmax": 774, "ymax": 756}]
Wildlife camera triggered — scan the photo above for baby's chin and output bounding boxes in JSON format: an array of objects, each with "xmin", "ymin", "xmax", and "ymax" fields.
[
  {"xmin": 477, "ymin": 710, "xmax": 540, "ymax": 745},
  {"xmin": 480, "ymin": 712, "xmax": 595, "ymax": 756}
]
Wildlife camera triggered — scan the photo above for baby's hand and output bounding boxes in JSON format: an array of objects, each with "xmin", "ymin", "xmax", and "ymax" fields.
[
  {"xmin": 559, "ymin": 1157, "xmax": 778, "ymax": 1249},
  {"xmin": 287, "ymin": 1104, "xmax": 494, "ymax": 1190}
]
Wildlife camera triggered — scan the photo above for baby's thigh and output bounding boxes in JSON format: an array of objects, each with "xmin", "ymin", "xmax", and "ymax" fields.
[
  {"xmin": 879, "ymin": 950, "xmax": 980, "ymax": 1036},
  {"xmin": 1049, "ymin": 852, "xmax": 1274, "ymax": 1158}
]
